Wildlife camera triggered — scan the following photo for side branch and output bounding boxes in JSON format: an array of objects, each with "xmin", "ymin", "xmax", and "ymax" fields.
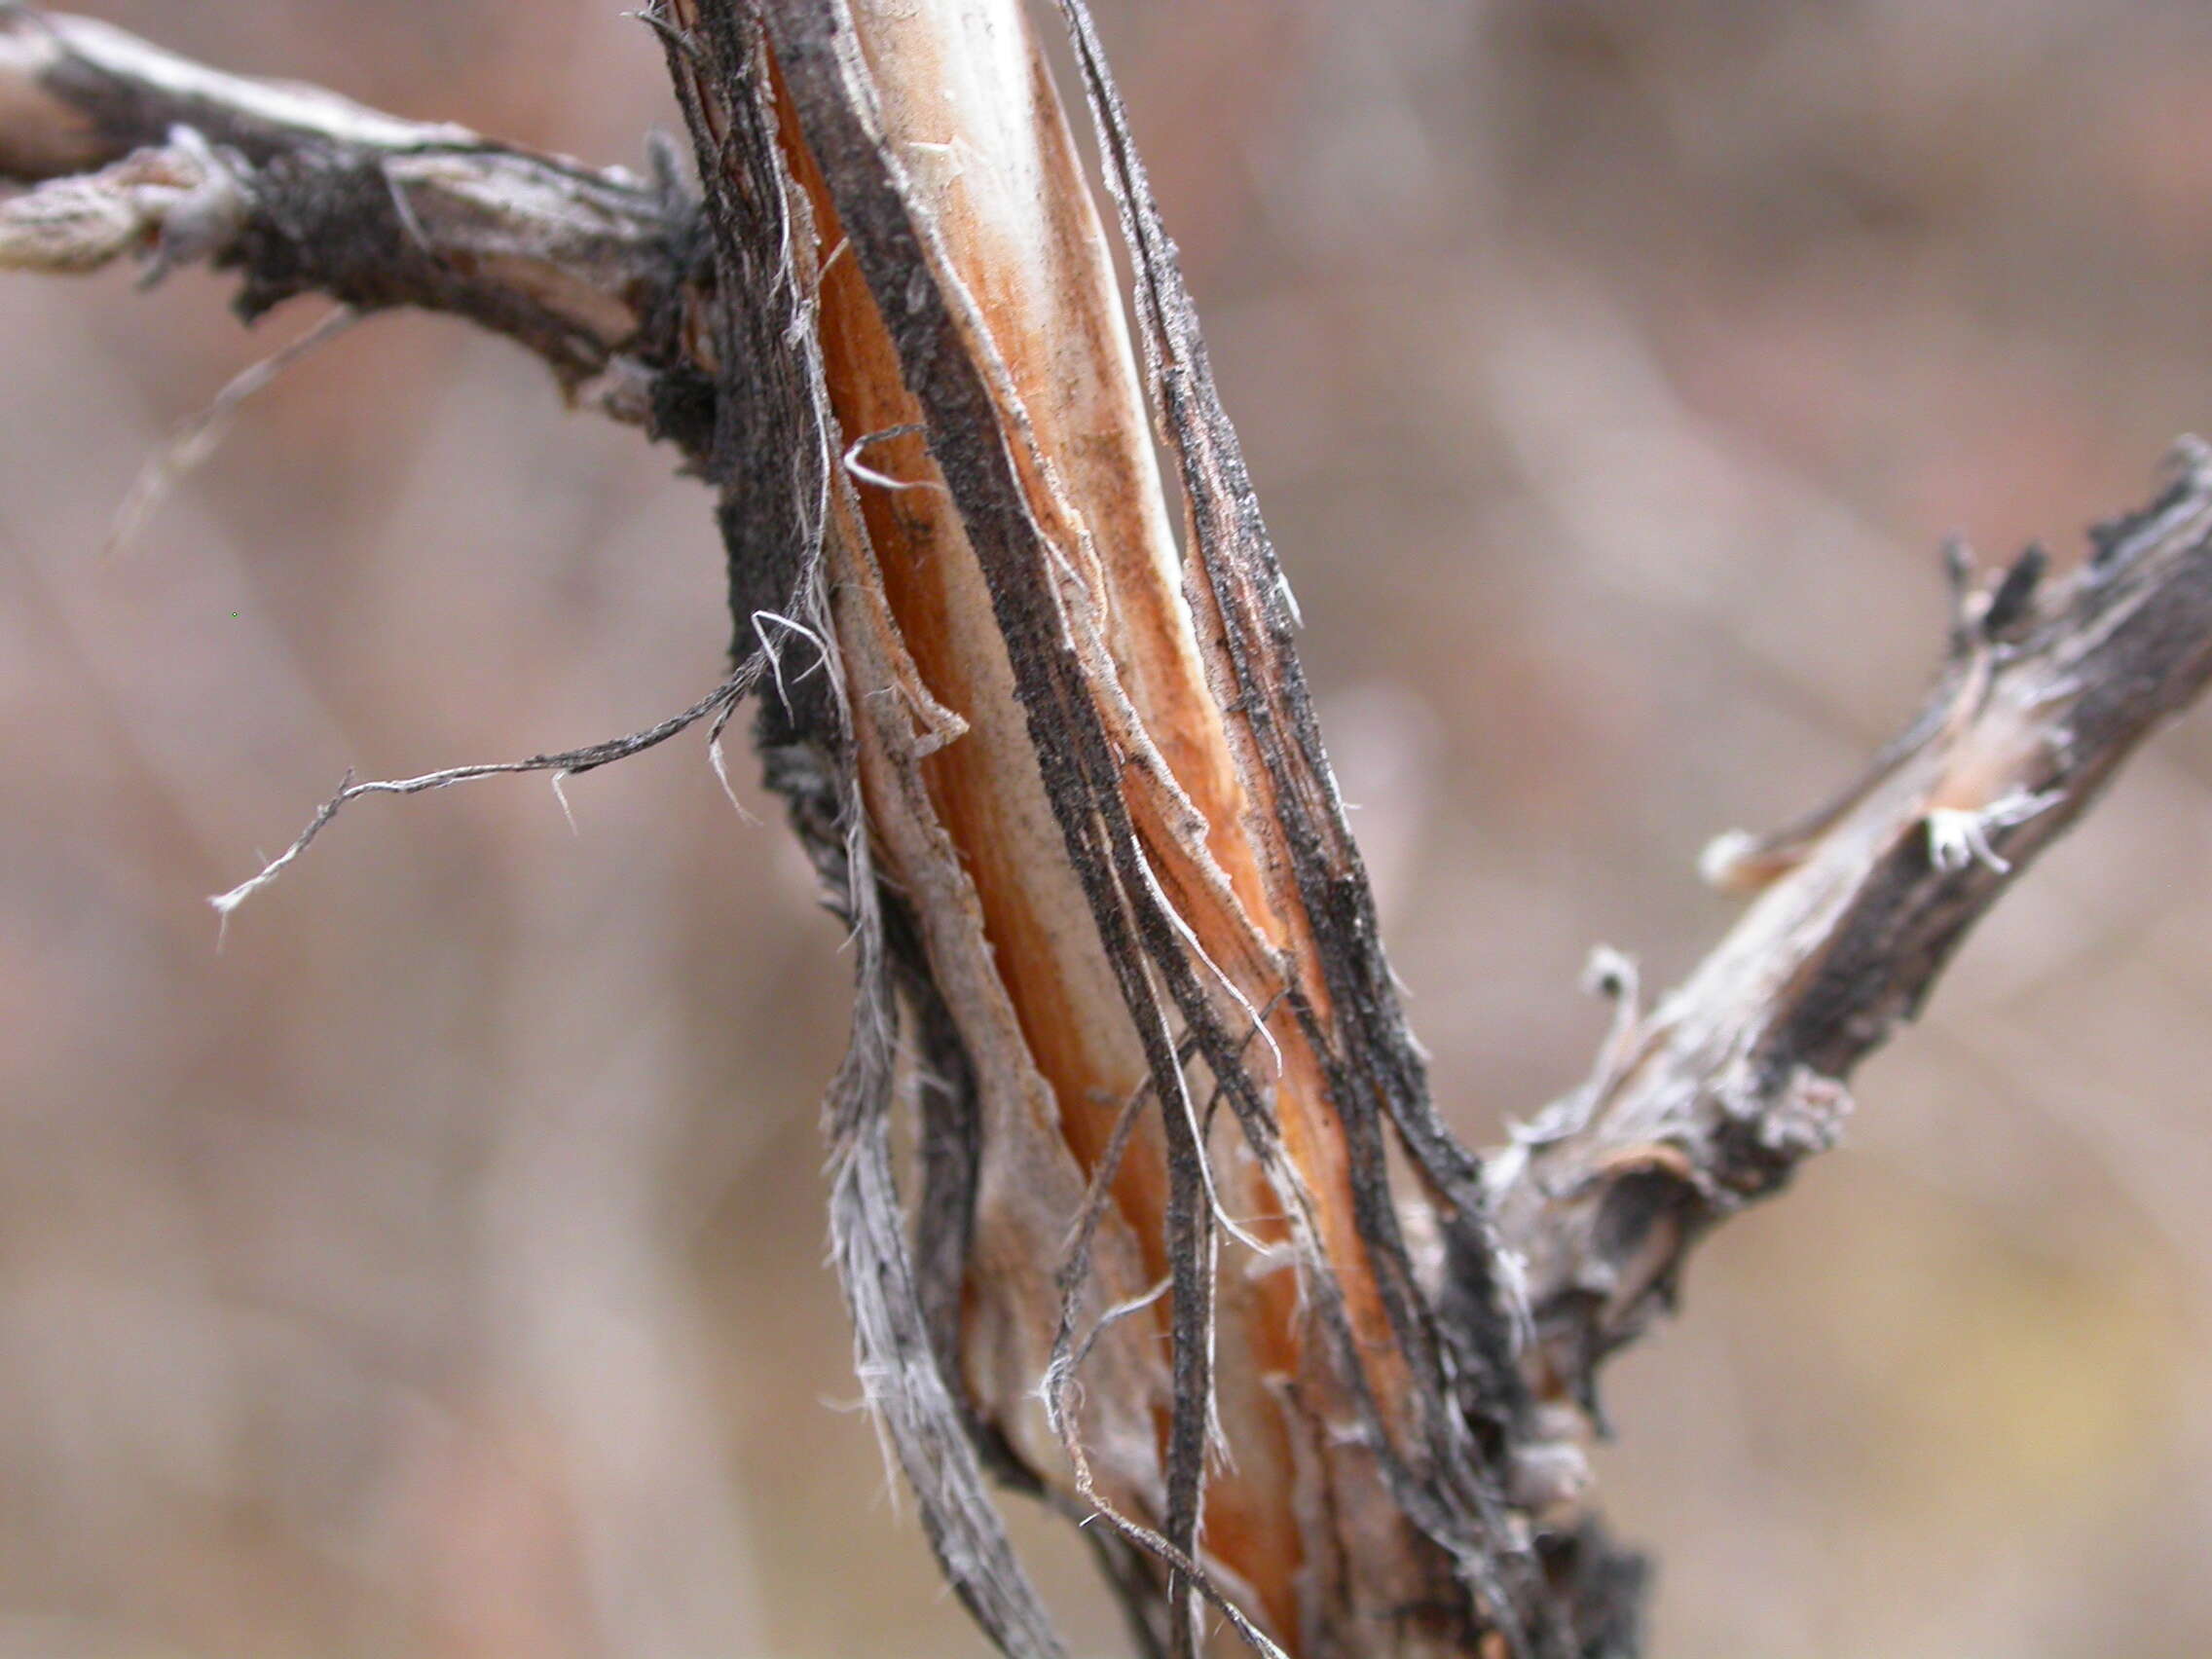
[
  {"xmin": 1493, "ymin": 441, "xmax": 2212, "ymax": 1429},
  {"xmin": 0, "ymin": 5, "xmax": 710, "ymax": 432}
]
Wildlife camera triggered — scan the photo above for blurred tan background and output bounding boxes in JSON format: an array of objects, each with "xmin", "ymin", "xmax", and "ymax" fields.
[{"xmin": 6, "ymin": 2, "xmax": 2212, "ymax": 1655}]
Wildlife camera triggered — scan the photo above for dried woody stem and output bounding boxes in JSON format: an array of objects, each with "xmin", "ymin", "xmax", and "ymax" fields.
[
  {"xmin": 10, "ymin": 4, "xmax": 2212, "ymax": 1657},
  {"xmin": 0, "ymin": 2, "xmax": 712, "ymax": 426},
  {"xmin": 1491, "ymin": 448, "xmax": 2212, "ymax": 1456}
]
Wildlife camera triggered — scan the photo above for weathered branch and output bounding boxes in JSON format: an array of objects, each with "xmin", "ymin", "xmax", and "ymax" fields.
[
  {"xmin": 0, "ymin": 4, "xmax": 709, "ymax": 428},
  {"xmin": 1491, "ymin": 442, "xmax": 2212, "ymax": 1441},
  {"xmin": 11, "ymin": 5, "xmax": 2212, "ymax": 1659}
]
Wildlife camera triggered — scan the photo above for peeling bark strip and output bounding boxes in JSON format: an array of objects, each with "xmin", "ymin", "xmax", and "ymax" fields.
[
  {"xmin": 658, "ymin": 6, "xmax": 1081, "ymax": 1652},
  {"xmin": 12, "ymin": 5, "xmax": 2212, "ymax": 1658},
  {"xmin": 737, "ymin": 0, "xmax": 1554, "ymax": 1651}
]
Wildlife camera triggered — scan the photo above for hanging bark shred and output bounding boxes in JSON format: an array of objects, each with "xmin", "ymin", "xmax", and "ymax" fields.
[
  {"xmin": 719, "ymin": 0, "xmax": 1559, "ymax": 1650},
  {"xmin": 11, "ymin": 3, "xmax": 2212, "ymax": 1655}
]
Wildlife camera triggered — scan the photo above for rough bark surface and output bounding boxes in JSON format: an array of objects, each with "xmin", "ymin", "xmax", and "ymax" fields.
[
  {"xmin": 9, "ymin": 5, "xmax": 2212, "ymax": 1657},
  {"xmin": 0, "ymin": 5, "xmax": 709, "ymax": 420}
]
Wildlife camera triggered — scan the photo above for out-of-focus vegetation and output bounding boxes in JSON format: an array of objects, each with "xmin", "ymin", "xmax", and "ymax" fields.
[{"xmin": 4, "ymin": 3, "xmax": 2211, "ymax": 1654}]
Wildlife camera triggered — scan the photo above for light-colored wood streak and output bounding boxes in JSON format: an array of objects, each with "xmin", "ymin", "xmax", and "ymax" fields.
[{"xmin": 769, "ymin": 2, "xmax": 1419, "ymax": 1644}]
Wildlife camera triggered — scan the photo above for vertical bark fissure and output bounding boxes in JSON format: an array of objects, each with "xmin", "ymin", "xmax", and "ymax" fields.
[
  {"xmin": 735, "ymin": 0, "xmax": 1550, "ymax": 1648},
  {"xmin": 1049, "ymin": 0, "xmax": 1546, "ymax": 1639},
  {"xmin": 747, "ymin": 8, "xmax": 1236, "ymax": 1645},
  {"xmin": 655, "ymin": 7, "xmax": 1071, "ymax": 1653}
]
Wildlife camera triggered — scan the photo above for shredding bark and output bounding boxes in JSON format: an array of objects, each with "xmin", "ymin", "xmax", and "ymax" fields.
[{"xmin": 10, "ymin": 5, "xmax": 2212, "ymax": 1657}]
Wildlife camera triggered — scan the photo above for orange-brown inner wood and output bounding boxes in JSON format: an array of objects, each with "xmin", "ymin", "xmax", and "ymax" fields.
[{"xmin": 765, "ymin": 12, "xmax": 1418, "ymax": 1643}]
